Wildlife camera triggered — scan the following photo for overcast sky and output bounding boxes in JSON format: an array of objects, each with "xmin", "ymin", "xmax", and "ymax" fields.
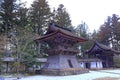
[{"xmin": 22, "ymin": 0, "xmax": 120, "ymax": 32}]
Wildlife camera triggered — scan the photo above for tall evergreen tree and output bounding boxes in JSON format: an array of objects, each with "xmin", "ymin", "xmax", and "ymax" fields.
[
  {"xmin": 10, "ymin": 26, "xmax": 36, "ymax": 73},
  {"xmin": 29, "ymin": 0, "xmax": 51, "ymax": 35},
  {"xmin": 75, "ymin": 22, "xmax": 92, "ymax": 58},
  {"xmin": 53, "ymin": 4, "xmax": 72, "ymax": 29},
  {"xmin": 97, "ymin": 14, "xmax": 120, "ymax": 50},
  {"xmin": 8, "ymin": 3, "xmax": 38, "ymax": 73},
  {"xmin": 90, "ymin": 29, "xmax": 100, "ymax": 42},
  {"xmin": 28, "ymin": 0, "xmax": 52, "ymax": 58},
  {"xmin": 75, "ymin": 22, "xmax": 89, "ymax": 38},
  {"xmin": 16, "ymin": 6, "xmax": 29, "ymax": 28},
  {"xmin": 0, "ymin": 0, "xmax": 19, "ymax": 34}
]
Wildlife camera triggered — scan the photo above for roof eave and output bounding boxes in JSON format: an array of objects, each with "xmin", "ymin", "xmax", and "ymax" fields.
[{"xmin": 34, "ymin": 30, "xmax": 87, "ymax": 42}]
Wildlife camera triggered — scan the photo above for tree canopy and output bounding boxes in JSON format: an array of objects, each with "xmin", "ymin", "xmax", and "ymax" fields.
[
  {"xmin": 96, "ymin": 14, "xmax": 120, "ymax": 50},
  {"xmin": 53, "ymin": 4, "xmax": 72, "ymax": 29},
  {"xmin": 29, "ymin": 0, "xmax": 51, "ymax": 35}
]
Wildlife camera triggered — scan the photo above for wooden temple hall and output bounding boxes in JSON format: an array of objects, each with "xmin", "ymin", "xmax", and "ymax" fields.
[
  {"xmin": 35, "ymin": 23, "xmax": 89, "ymax": 75},
  {"xmin": 83, "ymin": 41, "xmax": 120, "ymax": 69}
]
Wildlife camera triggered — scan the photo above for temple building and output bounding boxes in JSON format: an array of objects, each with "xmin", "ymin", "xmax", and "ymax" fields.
[
  {"xmin": 84, "ymin": 41, "xmax": 120, "ymax": 69},
  {"xmin": 35, "ymin": 23, "xmax": 88, "ymax": 75}
]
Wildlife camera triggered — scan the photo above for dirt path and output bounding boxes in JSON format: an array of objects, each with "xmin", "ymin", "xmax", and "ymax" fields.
[
  {"xmin": 94, "ymin": 70, "xmax": 120, "ymax": 75},
  {"xmin": 94, "ymin": 77, "xmax": 120, "ymax": 80}
]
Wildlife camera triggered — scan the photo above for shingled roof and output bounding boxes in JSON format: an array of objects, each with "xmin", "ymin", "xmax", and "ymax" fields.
[
  {"xmin": 35, "ymin": 23, "xmax": 87, "ymax": 42},
  {"xmin": 85, "ymin": 41, "xmax": 120, "ymax": 54}
]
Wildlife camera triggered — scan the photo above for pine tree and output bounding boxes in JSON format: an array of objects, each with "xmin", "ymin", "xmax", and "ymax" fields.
[
  {"xmin": 97, "ymin": 14, "xmax": 120, "ymax": 50},
  {"xmin": 53, "ymin": 4, "xmax": 72, "ymax": 29},
  {"xmin": 75, "ymin": 22, "xmax": 92, "ymax": 58},
  {"xmin": 16, "ymin": 6, "xmax": 29, "ymax": 28},
  {"xmin": 29, "ymin": 0, "xmax": 51, "ymax": 35},
  {"xmin": 75, "ymin": 22, "xmax": 88, "ymax": 38},
  {"xmin": 0, "ymin": 0, "xmax": 19, "ymax": 34}
]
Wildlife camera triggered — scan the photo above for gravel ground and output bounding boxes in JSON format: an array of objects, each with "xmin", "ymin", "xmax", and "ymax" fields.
[
  {"xmin": 3, "ymin": 69, "xmax": 120, "ymax": 80},
  {"xmin": 94, "ymin": 77, "xmax": 120, "ymax": 80}
]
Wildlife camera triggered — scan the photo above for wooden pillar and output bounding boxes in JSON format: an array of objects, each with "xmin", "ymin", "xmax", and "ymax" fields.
[
  {"xmin": 96, "ymin": 61, "xmax": 97, "ymax": 68},
  {"xmin": 106, "ymin": 57, "xmax": 109, "ymax": 68},
  {"xmin": 6, "ymin": 62, "xmax": 9, "ymax": 73}
]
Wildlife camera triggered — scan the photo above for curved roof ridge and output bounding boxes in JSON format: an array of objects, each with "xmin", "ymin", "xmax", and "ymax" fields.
[
  {"xmin": 46, "ymin": 23, "xmax": 74, "ymax": 36},
  {"xmin": 86, "ymin": 41, "xmax": 120, "ymax": 54},
  {"xmin": 95, "ymin": 41, "xmax": 111, "ymax": 50},
  {"xmin": 49, "ymin": 23, "xmax": 72, "ymax": 32}
]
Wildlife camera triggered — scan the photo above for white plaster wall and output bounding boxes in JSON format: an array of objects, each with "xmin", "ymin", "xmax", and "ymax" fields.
[
  {"xmin": 96, "ymin": 61, "xmax": 103, "ymax": 69},
  {"xmin": 79, "ymin": 62, "xmax": 85, "ymax": 68},
  {"xmin": 90, "ymin": 62, "xmax": 97, "ymax": 68},
  {"xmin": 97, "ymin": 62, "xmax": 100, "ymax": 68},
  {"xmin": 99, "ymin": 62, "xmax": 103, "ymax": 68},
  {"xmin": 90, "ymin": 61, "xmax": 103, "ymax": 69}
]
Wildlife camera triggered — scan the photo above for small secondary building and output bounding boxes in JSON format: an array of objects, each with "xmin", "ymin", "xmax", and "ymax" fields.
[
  {"xmin": 35, "ymin": 23, "xmax": 88, "ymax": 75},
  {"xmin": 85, "ymin": 41, "xmax": 120, "ymax": 69},
  {"xmin": 1, "ymin": 57, "xmax": 25, "ymax": 73}
]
